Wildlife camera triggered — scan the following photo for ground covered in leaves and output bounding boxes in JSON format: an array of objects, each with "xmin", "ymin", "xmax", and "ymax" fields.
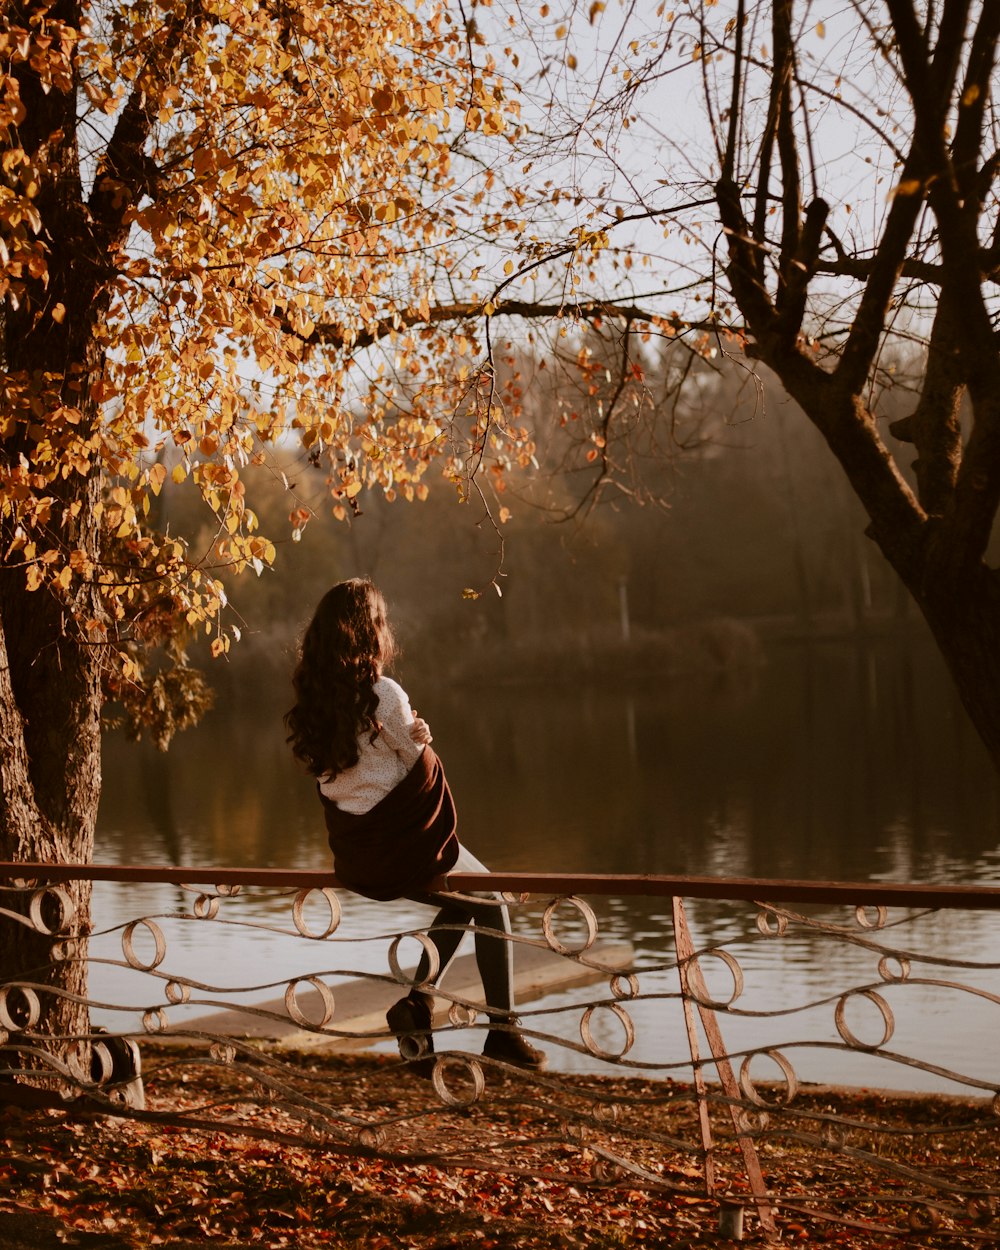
[{"xmin": 0, "ymin": 1050, "xmax": 997, "ymax": 1249}]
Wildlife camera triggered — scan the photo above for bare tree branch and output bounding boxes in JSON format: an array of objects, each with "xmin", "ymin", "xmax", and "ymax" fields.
[{"xmin": 298, "ymin": 299, "xmax": 708, "ymax": 352}]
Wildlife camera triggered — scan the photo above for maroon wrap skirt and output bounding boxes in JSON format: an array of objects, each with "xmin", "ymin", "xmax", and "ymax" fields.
[{"xmin": 319, "ymin": 746, "xmax": 459, "ymax": 901}]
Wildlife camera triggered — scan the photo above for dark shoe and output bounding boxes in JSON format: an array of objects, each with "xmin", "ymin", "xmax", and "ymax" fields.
[
  {"xmin": 386, "ymin": 990, "xmax": 435, "ymax": 1064},
  {"xmin": 482, "ymin": 1026, "xmax": 547, "ymax": 1071}
]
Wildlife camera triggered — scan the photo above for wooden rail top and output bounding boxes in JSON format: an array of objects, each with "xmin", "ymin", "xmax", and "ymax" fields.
[{"xmin": 1, "ymin": 862, "xmax": 999, "ymax": 909}]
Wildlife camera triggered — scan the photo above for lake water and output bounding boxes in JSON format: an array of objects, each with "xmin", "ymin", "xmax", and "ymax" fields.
[{"xmin": 93, "ymin": 636, "xmax": 1000, "ymax": 1094}]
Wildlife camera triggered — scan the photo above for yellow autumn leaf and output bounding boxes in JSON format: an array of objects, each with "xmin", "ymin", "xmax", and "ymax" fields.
[{"xmin": 148, "ymin": 462, "xmax": 167, "ymax": 495}]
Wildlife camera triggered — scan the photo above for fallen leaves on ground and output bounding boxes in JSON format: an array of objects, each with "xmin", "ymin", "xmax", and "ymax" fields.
[{"xmin": 0, "ymin": 1051, "xmax": 996, "ymax": 1249}]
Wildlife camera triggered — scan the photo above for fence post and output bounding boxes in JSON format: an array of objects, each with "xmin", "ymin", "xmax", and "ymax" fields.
[{"xmin": 672, "ymin": 896, "xmax": 777, "ymax": 1239}]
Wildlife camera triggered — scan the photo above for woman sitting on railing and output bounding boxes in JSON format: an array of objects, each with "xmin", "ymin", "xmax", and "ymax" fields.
[{"xmin": 284, "ymin": 578, "xmax": 545, "ymax": 1074}]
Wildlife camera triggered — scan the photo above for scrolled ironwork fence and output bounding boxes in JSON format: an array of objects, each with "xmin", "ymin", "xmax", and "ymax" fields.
[{"xmin": 2, "ymin": 862, "xmax": 999, "ymax": 1244}]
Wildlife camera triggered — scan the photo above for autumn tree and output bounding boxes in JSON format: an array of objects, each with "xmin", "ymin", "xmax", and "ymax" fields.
[{"xmin": 0, "ymin": 0, "xmax": 527, "ymax": 1073}]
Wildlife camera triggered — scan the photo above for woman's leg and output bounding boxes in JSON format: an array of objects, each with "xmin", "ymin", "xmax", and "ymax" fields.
[
  {"xmin": 396, "ymin": 846, "xmax": 545, "ymax": 1070},
  {"xmin": 408, "ymin": 845, "xmax": 514, "ymax": 1020}
]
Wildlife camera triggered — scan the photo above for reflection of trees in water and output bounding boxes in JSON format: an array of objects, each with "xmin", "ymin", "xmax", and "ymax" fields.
[
  {"xmin": 98, "ymin": 638, "xmax": 1000, "ymax": 891},
  {"xmin": 138, "ymin": 747, "xmax": 182, "ymax": 865},
  {"xmin": 459, "ymin": 637, "xmax": 999, "ymax": 882}
]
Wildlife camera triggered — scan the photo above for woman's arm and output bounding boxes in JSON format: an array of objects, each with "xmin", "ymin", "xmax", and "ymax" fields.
[{"xmin": 375, "ymin": 677, "xmax": 428, "ymax": 764}]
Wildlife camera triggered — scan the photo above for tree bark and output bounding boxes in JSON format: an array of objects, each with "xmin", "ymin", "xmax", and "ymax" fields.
[
  {"xmin": 917, "ymin": 568, "xmax": 1000, "ymax": 768},
  {"xmin": 0, "ymin": 585, "xmax": 98, "ymax": 1087},
  {"xmin": 0, "ymin": 0, "xmax": 104, "ymax": 1085}
]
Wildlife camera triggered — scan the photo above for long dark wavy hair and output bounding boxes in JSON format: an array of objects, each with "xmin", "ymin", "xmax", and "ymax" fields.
[{"xmin": 284, "ymin": 579, "xmax": 398, "ymax": 779}]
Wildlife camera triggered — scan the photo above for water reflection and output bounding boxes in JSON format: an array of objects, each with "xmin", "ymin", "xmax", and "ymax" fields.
[
  {"xmin": 94, "ymin": 637, "xmax": 1000, "ymax": 1090},
  {"xmin": 99, "ymin": 636, "xmax": 1000, "ymax": 881}
]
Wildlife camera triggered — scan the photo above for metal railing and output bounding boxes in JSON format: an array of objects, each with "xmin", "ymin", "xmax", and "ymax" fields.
[{"xmin": 2, "ymin": 862, "xmax": 1000, "ymax": 1244}]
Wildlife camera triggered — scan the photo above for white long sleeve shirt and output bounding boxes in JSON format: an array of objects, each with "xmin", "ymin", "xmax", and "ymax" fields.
[{"xmin": 318, "ymin": 676, "xmax": 424, "ymax": 814}]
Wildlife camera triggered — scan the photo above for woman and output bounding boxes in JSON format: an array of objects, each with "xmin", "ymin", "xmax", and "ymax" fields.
[{"xmin": 285, "ymin": 578, "xmax": 545, "ymax": 1072}]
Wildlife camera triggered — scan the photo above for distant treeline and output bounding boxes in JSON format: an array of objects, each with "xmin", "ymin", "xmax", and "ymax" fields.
[{"xmin": 160, "ymin": 343, "xmax": 930, "ymax": 693}]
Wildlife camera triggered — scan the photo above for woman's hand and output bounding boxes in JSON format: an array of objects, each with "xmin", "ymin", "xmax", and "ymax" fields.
[{"xmin": 409, "ymin": 713, "xmax": 433, "ymax": 746}]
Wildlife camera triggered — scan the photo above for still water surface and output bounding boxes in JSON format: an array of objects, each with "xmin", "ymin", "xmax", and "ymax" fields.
[{"xmin": 94, "ymin": 638, "xmax": 1000, "ymax": 1093}]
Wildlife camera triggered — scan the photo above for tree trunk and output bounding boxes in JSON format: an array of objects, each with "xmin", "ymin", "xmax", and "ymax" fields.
[
  {"xmin": 916, "ymin": 569, "xmax": 1000, "ymax": 771},
  {"xmin": 0, "ymin": 490, "xmax": 102, "ymax": 1087},
  {"xmin": 0, "ymin": 0, "xmax": 111, "ymax": 1086}
]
